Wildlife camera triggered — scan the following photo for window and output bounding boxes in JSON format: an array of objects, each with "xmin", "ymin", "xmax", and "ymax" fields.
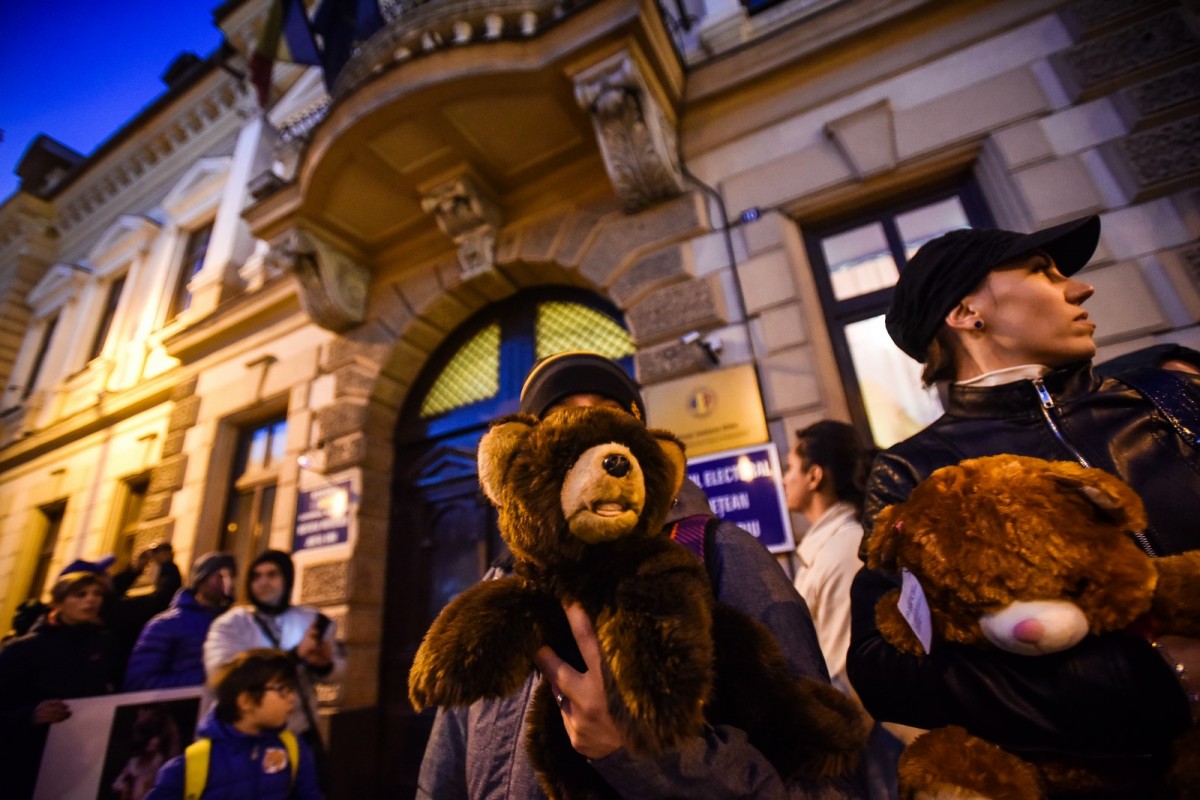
[
  {"xmin": 88, "ymin": 274, "xmax": 126, "ymax": 361},
  {"xmin": 411, "ymin": 290, "xmax": 635, "ymax": 428},
  {"xmin": 169, "ymin": 222, "xmax": 212, "ymax": 320},
  {"xmin": 22, "ymin": 313, "xmax": 59, "ymax": 400},
  {"xmin": 803, "ymin": 184, "xmax": 993, "ymax": 447},
  {"xmin": 222, "ymin": 416, "xmax": 287, "ymax": 585},
  {"xmin": 112, "ymin": 477, "xmax": 149, "ymax": 572},
  {"xmin": 28, "ymin": 501, "xmax": 66, "ymax": 602}
]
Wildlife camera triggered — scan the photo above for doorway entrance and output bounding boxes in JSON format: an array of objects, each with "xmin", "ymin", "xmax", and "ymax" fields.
[{"xmin": 377, "ymin": 286, "xmax": 635, "ymax": 795}]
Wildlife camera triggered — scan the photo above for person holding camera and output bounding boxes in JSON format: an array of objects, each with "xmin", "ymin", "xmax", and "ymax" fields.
[{"xmin": 203, "ymin": 549, "xmax": 342, "ymax": 791}]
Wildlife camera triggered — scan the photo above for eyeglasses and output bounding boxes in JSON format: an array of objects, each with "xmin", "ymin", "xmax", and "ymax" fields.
[{"xmin": 263, "ymin": 682, "xmax": 297, "ymax": 697}]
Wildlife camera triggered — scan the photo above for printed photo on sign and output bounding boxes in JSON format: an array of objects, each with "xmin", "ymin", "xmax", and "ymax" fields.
[
  {"xmin": 99, "ymin": 699, "xmax": 197, "ymax": 800},
  {"xmin": 35, "ymin": 686, "xmax": 205, "ymax": 800}
]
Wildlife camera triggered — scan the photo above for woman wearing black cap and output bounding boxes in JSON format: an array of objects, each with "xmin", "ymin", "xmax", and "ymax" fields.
[{"xmin": 848, "ymin": 215, "xmax": 1200, "ymax": 792}]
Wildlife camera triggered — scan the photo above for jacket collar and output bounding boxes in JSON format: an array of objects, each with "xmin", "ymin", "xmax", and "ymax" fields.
[{"xmin": 946, "ymin": 360, "xmax": 1100, "ymax": 419}]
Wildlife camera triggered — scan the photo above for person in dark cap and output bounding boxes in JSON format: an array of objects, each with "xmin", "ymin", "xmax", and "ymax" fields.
[
  {"xmin": 123, "ymin": 551, "xmax": 238, "ymax": 690},
  {"xmin": 848, "ymin": 215, "xmax": 1200, "ymax": 792},
  {"xmin": 0, "ymin": 571, "xmax": 120, "ymax": 798},
  {"xmin": 418, "ymin": 352, "xmax": 864, "ymax": 799},
  {"xmin": 203, "ymin": 549, "xmax": 342, "ymax": 791}
]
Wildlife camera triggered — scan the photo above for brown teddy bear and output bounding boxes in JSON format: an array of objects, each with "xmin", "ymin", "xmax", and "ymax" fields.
[
  {"xmin": 408, "ymin": 406, "xmax": 866, "ymax": 799},
  {"xmin": 866, "ymin": 454, "xmax": 1200, "ymax": 799}
]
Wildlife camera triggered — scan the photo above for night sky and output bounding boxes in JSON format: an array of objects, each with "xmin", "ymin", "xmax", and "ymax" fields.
[{"xmin": 0, "ymin": 0, "xmax": 227, "ymax": 201}]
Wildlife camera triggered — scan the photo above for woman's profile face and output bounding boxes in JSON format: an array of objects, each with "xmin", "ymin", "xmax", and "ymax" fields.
[{"xmin": 966, "ymin": 252, "xmax": 1097, "ymax": 369}]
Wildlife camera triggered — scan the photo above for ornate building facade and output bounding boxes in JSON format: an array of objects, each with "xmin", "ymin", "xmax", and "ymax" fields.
[{"xmin": 1, "ymin": 0, "xmax": 1197, "ymax": 794}]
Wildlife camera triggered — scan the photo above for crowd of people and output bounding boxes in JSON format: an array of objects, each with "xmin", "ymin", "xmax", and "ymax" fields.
[
  {"xmin": 0, "ymin": 544, "xmax": 342, "ymax": 800},
  {"xmin": 3, "ymin": 210, "xmax": 1198, "ymax": 799}
]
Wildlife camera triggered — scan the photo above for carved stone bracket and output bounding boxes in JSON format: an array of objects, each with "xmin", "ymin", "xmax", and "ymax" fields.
[
  {"xmin": 420, "ymin": 174, "xmax": 504, "ymax": 280},
  {"xmin": 574, "ymin": 51, "xmax": 685, "ymax": 214},
  {"xmin": 268, "ymin": 228, "xmax": 369, "ymax": 332}
]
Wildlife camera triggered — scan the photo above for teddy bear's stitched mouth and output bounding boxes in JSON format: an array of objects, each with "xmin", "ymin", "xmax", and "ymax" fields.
[{"xmin": 590, "ymin": 501, "xmax": 628, "ymax": 517}]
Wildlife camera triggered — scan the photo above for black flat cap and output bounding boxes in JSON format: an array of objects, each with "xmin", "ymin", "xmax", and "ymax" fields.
[
  {"xmin": 519, "ymin": 351, "xmax": 645, "ymax": 420},
  {"xmin": 886, "ymin": 214, "xmax": 1101, "ymax": 361}
]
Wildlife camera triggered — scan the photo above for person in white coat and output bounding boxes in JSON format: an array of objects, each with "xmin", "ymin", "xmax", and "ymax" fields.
[
  {"xmin": 784, "ymin": 420, "xmax": 910, "ymax": 800},
  {"xmin": 203, "ymin": 549, "xmax": 343, "ymax": 789}
]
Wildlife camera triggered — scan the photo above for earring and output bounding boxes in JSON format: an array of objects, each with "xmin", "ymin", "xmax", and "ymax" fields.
[{"xmin": 974, "ymin": 320, "xmax": 984, "ymax": 330}]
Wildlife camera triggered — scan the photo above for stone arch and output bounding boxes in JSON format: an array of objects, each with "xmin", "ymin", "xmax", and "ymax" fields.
[{"xmin": 303, "ymin": 188, "xmax": 723, "ymax": 708}]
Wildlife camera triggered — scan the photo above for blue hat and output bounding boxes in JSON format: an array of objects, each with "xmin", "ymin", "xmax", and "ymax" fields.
[{"xmin": 58, "ymin": 554, "xmax": 115, "ymax": 578}]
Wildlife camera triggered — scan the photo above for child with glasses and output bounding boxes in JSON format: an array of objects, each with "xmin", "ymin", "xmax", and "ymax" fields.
[{"xmin": 146, "ymin": 648, "xmax": 322, "ymax": 799}]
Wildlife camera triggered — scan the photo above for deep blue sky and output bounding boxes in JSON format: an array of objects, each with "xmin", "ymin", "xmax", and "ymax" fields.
[{"xmin": 0, "ymin": 0, "xmax": 227, "ymax": 201}]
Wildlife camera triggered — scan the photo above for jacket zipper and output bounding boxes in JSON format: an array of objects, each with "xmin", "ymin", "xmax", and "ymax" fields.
[{"xmin": 1032, "ymin": 377, "xmax": 1157, "ymax": 556}]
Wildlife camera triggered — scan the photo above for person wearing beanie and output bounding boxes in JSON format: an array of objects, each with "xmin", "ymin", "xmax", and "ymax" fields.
[
  {"xmin": 848, "ymin": 214, "xmax": 1200, "ymax": 791},
  {"xmin": 203, "ymin": 549, "xmax": 342, "ymax": 791},
  {"xmin": 123, "ymin": 552, "xmax": 238, "ymax": 691},
  {"xmin": 0, "ymin": 571, "xmax": 120, "ymax": 798},
  {"xmin": 418, "ymin": 353, "xmax": 861, "ymax": 799}
]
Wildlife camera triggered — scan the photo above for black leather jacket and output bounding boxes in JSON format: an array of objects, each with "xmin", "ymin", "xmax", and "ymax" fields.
[{"xmin": 848, "ymin": 361, "xmax": 1199, "ymax": 768}]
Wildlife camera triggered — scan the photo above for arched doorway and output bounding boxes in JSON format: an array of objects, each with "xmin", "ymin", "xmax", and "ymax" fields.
[{"xmin": 378, "ymin": 286, "xmax": 635, "ymax": 796}]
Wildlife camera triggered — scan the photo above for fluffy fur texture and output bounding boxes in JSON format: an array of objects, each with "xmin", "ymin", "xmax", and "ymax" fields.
[
  {"xmin": 409, "ymin": 407, "xmax": 866, "ymax": 799},
  {"xmin": 868, "ymin": 454, "xmax": 1200, "ymax": 799}
]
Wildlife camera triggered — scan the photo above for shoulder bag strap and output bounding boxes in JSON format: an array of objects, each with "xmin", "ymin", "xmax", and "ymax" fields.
[{"xmin": 184, "ymin": 737, "xmax": 211, "ymax": 800}]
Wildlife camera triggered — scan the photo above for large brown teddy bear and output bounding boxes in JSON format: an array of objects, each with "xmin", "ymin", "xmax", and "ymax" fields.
[
  {"xmin": 866, "ymin": 454, "xmax": 1200, "ymax": 799},
  {"xmin": 409, "ymin": 406, "xmax": 866, "ymax": 799}
]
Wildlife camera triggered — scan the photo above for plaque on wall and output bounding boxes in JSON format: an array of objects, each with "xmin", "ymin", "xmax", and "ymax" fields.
[
  {"xmin": 293, "ymin": 480, "xmax": 353, "ymax": 551},
  {"xmin": 685, "ymin": 443, "xmax": 794, "ymax": 553},
  {"xmin": 643, "ymin": 363, "xmax": 768, "ymax": 457}
]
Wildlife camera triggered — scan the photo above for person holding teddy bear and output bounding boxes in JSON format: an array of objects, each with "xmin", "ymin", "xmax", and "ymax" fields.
[
  {"xmin": 416, "ymin": 352, "xmax": 864, "ymax": 799},
  {"xmin": 849, "ymin": 214, "xmax": 1200, "ymax": 793}
]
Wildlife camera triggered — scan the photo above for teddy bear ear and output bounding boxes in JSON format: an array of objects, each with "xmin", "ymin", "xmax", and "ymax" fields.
[
  {"xmin": 866, "ymin": 505, "xmax": 903, "ymax": 571},
  {"xmin": 477, "ymin": 417, "xmax": 535, "ymax": 504},
  {"xmin": 1050, "ymin": 469, "xmax": 1147, "ymax": 530},
  {"xmin": 651, "ymin": 429, "xmax": 688, "ymax": 499}
]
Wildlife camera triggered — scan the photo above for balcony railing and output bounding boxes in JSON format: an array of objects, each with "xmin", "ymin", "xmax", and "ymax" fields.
[{"xmin": 334, "ymin": 0, "xmax": 594, "ymax": 98}]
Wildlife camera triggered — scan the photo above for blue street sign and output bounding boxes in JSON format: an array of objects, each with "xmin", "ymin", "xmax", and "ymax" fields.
[{"xmin": 686, "ymin": 443, "xmax": 794, "ymax": 553}]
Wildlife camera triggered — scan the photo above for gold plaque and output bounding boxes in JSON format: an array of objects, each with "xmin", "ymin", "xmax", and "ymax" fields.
[{"xmin": 643, "ymin": 363, "xmax": 768, "ymax": 457}]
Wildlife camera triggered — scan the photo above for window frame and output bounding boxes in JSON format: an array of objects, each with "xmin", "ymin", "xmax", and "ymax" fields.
[
  {"xmin": 168, "ymin": 221, "xmax": 214, "ymax": 321},
  {"xmin": 802, "ymin": 179, "xmax": 993, "ymax": 444}
]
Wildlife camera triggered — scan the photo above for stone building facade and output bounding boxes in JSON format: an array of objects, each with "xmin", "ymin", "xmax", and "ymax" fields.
[{"xmin": 0, "ymin": 0, "xmax": 1196, "ymax": 795}]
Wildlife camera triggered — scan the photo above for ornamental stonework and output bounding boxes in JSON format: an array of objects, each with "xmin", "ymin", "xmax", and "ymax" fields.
[
  {"xmin": 1053, "ymin": 10, "xmax": 1199, "ymax": 99},
  {"xmin": 1118, "ymin": 64, "xmax": 1200, "ymax": 127},
  {"xmin": 1115, "ymin": 114, "xmax": 1200, "ymax": 192},
  {"xmin": 301, "ymin": 560, "xmax": 350, "ymax": 606}
]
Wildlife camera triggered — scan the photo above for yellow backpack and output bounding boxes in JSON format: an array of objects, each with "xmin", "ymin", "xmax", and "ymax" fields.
[{"xmin": 183, "ymin": 728, "xmax": 299, "ymax": 800}]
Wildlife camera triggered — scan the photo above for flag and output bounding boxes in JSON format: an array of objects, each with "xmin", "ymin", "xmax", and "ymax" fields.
[
  {"xmin": 250, "ymin": 0, "xmax": 322, "ymax": 107},
  {"xmin": 311, "ymin": 0, "xmax": 385, "ymax": 91}
]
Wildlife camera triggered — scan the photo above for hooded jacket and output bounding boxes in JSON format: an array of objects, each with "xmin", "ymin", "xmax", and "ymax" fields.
[
  {"xmin": 848, "ymin": 361, "xmax": 1200, "ymax": 779},
  {"xmin": 145, "ymin": 707, "xmax": 321, "ymax": 800},
  {"xmin": 203, "ymin": 552, "xmax": 343, "ymax": 735},
  {"xmin": 124, "ymin": 588, "xmax": 228, "ymax": 691}
]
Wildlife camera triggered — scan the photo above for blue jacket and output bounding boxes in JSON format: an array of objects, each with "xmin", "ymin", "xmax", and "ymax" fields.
[
  {"xmin": 124, "ymin": 589, "xmax": 225, "ymax": 691},
  {"xmin": 146, "ymin": 708, "xmax": 321, "ymax": 799}
]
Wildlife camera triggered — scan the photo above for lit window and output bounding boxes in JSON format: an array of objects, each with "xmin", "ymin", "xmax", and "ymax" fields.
[
  {"xmin": 804, "ymin": 186, "xmax": 988, "ymax": 447},
  {"xmin": 89, "ymin": 274, "xmax": 126, "ymax": 361},
  {"xmin": 169, "ymin": 223, "xmax": 212, "ymax": 319}
]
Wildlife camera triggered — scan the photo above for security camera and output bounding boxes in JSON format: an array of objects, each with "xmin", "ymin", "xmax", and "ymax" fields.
[{"xmin": 680, "ymin": 331, "xmax": 701, "ymax": 345}]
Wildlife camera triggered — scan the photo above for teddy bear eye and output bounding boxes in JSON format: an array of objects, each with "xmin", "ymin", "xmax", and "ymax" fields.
[{"xmin": 1070, "ymin": 577, "xmax": 1093, "ymax": 597}]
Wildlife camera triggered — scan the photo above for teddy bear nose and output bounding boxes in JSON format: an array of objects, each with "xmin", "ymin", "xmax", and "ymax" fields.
[{"xmin": 603, "ymin": 453, "xmax": 631, "ymax": 477}]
